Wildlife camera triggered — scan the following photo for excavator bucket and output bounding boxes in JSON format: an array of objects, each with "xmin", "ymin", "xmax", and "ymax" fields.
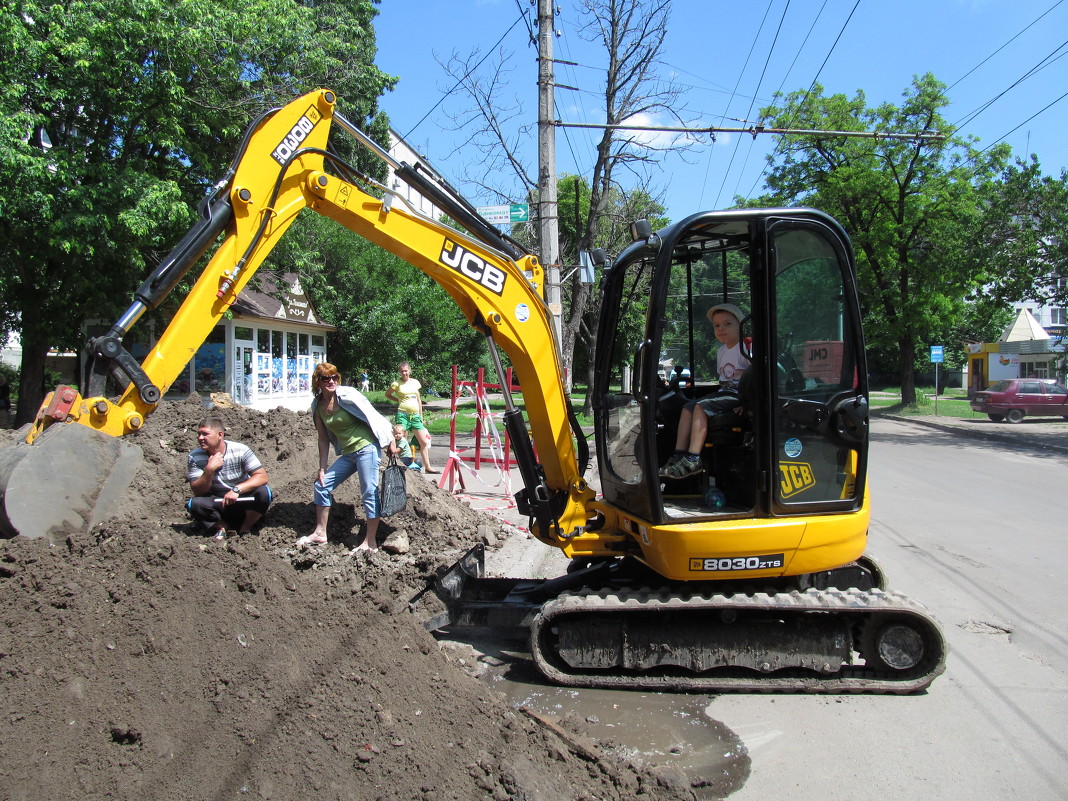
[{"xmin": 0, "ymin": 423, "xmax": 143, "ymax": 543}]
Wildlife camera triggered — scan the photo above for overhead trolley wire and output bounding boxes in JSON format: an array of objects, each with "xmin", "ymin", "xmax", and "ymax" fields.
[
  {"xmin": 741, "ymin": 0, "xmax": 861, "ymax": 201},
  {"xmin": 948, "ymin": 1, "xmax": 1068, "ymax": 160},
  {"xmin": 952, "ymin": 39, "xmax": 1068, "ymax": 132},
  {"xmin": 401, "ymin": 12, "xmax": 527, "ymax": 140},
  {"xmin": 979, "ymin": 88, "xmax": 1068, "ymax": 157},
  {"xmin": 717, "ymin": 0, "xmax": 794, "ymax": 207},
  {"xmin": 696, "ymin": 0, "xmax": 776, "ymax": 209},
  {"xmin": 948, "ymin": 0, "xmax": 1065, "ymax": 91}
]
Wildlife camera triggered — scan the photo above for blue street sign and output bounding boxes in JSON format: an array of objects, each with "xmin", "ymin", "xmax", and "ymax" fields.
[{"xmin": 930, "ymin": 345, "xmax": 944, "ymax": 363}]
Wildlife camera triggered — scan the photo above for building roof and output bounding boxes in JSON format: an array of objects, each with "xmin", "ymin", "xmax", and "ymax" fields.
[
  {"xmin": 231, "ymin": 272, "xmax": 334, "ymax": 331},
  {"xmin": 999, "ymin": 307, "xmax": 1050, "ymax": 342}
]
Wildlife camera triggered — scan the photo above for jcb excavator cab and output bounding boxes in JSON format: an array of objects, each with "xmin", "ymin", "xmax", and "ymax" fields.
[{"xmin": 595, "ymin": 208, "xmax": 868, "ymax": 531}]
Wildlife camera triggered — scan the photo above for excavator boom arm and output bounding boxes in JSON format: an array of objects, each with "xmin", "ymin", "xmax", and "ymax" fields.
[{"xmin": 21, "ymin": 89, "xmax": 595, "ymax": 548}]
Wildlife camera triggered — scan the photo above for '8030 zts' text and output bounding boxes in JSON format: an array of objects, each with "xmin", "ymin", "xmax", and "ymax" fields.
[{"xmin": 689, "ymin": 554, "xmax": 786, "ymax": 572}]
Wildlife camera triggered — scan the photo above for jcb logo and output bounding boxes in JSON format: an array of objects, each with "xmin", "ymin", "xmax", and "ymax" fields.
[
  {"xmin": 779, "ymin": 461, "xmax": 815, "ymax": 498},
  {"xmin": 440, "ymin": 239, "xmax": 507, "ymax": 295},
  {"xmin": 270, "ymin": 106, "xmax": 322, "ymax": 165}
]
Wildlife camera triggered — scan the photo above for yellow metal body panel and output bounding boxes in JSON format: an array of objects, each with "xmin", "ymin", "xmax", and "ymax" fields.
[{"xmin": 576, "ymin": 501, "xmax": 868, "ymax": 581}]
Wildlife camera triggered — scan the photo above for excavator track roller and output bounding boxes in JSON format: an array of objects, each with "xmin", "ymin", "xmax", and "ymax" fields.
[{"xmin": 860, "ymin": 616, "xmax": 929, "ymax": 672}]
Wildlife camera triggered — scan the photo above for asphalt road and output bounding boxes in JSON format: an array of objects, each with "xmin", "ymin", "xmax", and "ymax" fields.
[
  {"xmin": 713, "ymin": 416, "xmax": 1068, "ymax": 800},
  {"xmin": 439, "ymin": 414, "xmax": 1068, "ymax": 799}
]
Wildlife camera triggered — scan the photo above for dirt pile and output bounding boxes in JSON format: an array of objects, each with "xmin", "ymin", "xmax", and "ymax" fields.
[{"xmin": 0, "ymin": 397, "xmax": 697, "ymax": 801}]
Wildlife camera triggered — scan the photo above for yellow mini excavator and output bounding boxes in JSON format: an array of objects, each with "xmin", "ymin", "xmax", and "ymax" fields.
[{"xmin": 0, "ymin": 89, "xmax": 946, "ymax": 693}]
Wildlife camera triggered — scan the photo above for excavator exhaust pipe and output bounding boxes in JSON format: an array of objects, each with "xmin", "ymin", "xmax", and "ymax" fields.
[{"xmin": 0, "ymin": 423, "xmax": 143, "ymax": 543}]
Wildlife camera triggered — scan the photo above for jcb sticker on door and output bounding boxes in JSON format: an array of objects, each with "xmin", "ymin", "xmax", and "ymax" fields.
[{"xmin": 779, "ymin": 461, "xmax": 815, "ymax": 498}]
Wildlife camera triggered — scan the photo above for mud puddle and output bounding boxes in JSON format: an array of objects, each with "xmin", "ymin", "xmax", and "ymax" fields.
[{"xmin": 444, "ymin": 636, "xmax": 751, "ymax": 798}]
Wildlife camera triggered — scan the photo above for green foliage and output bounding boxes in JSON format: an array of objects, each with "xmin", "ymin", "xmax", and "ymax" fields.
[
  {"xmin": 287, "ymin": 214, "xmax": 486, "ymax": 392},
  {"xmin": 964, "ymin": 156, "xmax": 1068, "ymax": 310},
  {"xmin": 547, "ymin": 175, "xmax": 669, "ymax": 388},
  {"xmin": 0, "ymin": 0, "xmax": 395, "ymax": 417},
  {"xmin": 752, "ymin": 74, "xmax": 1054, "ymax": 403},
  {"xmin": 554, "ymin": 175, "xmax": 669, "ymax": 262}
]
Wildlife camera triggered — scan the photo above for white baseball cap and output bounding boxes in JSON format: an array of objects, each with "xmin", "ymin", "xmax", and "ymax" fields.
[{"xmin": 706, "ymin": 303, "xmax": 744, "ymax": 323}]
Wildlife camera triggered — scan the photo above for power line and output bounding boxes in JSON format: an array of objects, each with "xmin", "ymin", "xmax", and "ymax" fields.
[
  {"xmin": 512, "ymin": 0, "xmax": 537, "ymax": 45},
  {"xmin": 772, "ymin": 0, "xmax": 828, "ymax": 99},
  {"xmin": 979, "ymin": 88, "xmax": 1068, "ymax": 156},
  {"xmin": 695, "ymin": 0, "xmax": 775, "ymax": 210},
  {"xmin": 798, "ymin": 0, "xmax": 861, "ymax": 109},
  {"xmin": 555, "ymin": 120, "xmax": 941, "ymax": 141},
  {"xmin": 721, "ymin": 0, "xmax": 793, "ymax": 205},
  {"xmin": 553, "ymin": 5, "xmax": 598, "ymax": 200},
  {"xmin": 401, "ymin": 12, "xmax": 527, "ymax": 140},
  {"xmin": 741, "ymin": 0, "xmax": 862, "ymax": 201},
  {"xmin": 949, "ymin": 0, "xmax": 1065, "ymax": 91},
  {"xmin": 952, "ymin": 40, "xmax": 1068, "ymax": 132}
]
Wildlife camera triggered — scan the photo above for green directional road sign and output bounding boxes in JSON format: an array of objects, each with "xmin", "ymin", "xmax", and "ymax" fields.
[{"xmin": 477, "ymin": 204, "xmax": 528, "ymax": 226}]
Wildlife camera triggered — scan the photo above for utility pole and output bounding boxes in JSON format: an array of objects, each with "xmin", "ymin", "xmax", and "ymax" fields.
[{"xmin": 537, "ymin": 0, "xmax": 562, "ymax": 351}]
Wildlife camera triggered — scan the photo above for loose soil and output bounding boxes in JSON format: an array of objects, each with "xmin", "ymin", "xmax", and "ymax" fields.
[{"xmin": 0, "ymin": 396, "xmax": 700, "ymax": 801}]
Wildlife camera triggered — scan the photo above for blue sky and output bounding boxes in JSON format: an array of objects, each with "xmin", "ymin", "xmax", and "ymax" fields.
[{"xmin": 373, "ymin": 0, "xmax": 1067, "ymax": 225}]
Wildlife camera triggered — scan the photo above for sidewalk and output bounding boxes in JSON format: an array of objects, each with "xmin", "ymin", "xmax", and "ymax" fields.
[
  {"xmin": 417, "ymin": 390, "xmax": 534, "ymax": 533},
  {"xmin": 419, "ymin": 425, "xmax": 577, "ymax": 578},
  {"xmin": 431, "ymin": 429, "xmax": 526, "ymax": 526}
]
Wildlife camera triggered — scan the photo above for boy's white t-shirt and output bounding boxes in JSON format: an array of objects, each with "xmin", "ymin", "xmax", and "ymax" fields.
[{"xmin": 716, "ymin": 342, "xmax": 750, "ymax": 385}]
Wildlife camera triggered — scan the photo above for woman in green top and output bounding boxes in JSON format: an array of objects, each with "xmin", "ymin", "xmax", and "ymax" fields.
[{"xmin": 298, "ymin": 363, "xmax": 395, "ymax": 552}]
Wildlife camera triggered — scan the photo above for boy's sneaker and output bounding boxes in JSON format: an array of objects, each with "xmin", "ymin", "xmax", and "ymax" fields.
[
  {"xmin": 664, "ymin": 454, "xmax": 703, "ymax": 479},
  {"xmin": 658, "ymin": 453, "xmax": 684, "ymax": 478}
]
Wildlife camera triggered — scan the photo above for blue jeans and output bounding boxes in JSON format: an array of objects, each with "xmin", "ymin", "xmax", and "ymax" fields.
[{"xmin": 314, "ymin": 443, "xmax": 380, "ymax": 520}]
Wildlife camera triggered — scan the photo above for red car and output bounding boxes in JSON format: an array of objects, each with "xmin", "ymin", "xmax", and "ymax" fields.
[{"xmin": 970, "ymin": 378, "xmax": 1068, "ymax": 423}]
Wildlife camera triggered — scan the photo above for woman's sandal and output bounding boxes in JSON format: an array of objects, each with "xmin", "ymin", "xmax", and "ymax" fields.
[{"xmin": 296, "ymin": 534, "xmax": 328, "ymax": 547}]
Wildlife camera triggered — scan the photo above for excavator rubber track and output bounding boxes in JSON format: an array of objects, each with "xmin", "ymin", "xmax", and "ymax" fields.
[{"xmin": 529, "ymin": 585, "xmax": 947, "ymax": 694}]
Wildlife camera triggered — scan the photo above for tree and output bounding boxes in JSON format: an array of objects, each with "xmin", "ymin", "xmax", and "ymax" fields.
[
  {"xmin": 755, "ymin": 74, "xmax": 1011, "ymax": 404},
  {"xmin": 964, "ymin": 156, "xmax": 1068, "ymax": 311},
  {"xmin": 439, "ymin": 0, "xmax": 686, "ymax": 389},
  {"xmin": 0, "ymin": 0, "xmax": 396, "ymax": 425},
  {"xmin": 555, "ymin": 175, "xmax": 667, "ymax": 409}
]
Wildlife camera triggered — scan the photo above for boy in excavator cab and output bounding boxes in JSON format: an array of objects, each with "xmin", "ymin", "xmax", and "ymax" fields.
[{"xmin": 659, "ymin": 302, "xmax": 751, "ymax": 481}]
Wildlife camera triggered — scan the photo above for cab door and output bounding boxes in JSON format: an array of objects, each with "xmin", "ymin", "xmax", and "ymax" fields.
[{"xmin": 768, "ymin": 218, "xmax": 868, "ymax": 513}]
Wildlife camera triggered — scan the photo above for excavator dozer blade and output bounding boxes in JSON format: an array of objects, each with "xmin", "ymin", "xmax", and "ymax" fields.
[{"xmin": 0, "ymin": 423, "xmax": 143, "ymax": 543}]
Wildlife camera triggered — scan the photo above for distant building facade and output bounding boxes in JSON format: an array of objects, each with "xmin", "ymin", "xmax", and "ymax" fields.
[
  {"xmin": 160, "ymin": 272, "xmax": 334, "ymax": 412},
  {"xmin": 965, "ymin": 307, "xmax": 1066, "ymax": 396}
]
